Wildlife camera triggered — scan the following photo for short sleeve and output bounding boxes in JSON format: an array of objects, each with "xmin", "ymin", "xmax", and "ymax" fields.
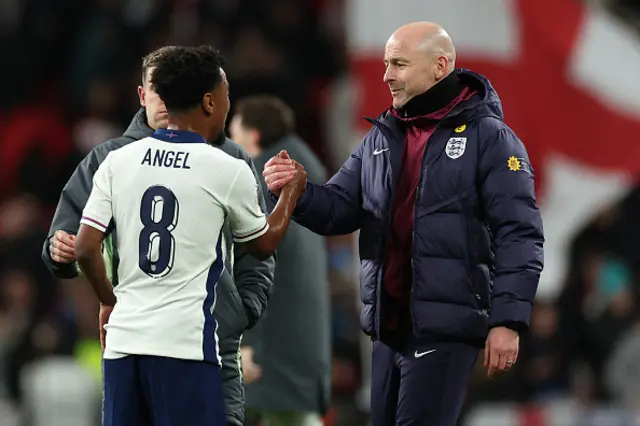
[
  {"xmin": 225, "ymin": 162, "xmax": 269, "ymax": 243},
  {"xmin": 80, "ymin": 153, "xmax": 114, "ymax": 233}
]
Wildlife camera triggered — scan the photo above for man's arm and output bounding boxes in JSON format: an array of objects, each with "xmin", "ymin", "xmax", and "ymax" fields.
[
  {"xmin": 232, "ymin": 155, "xmax": 277, "ymax": 330},
  {"xmin": 479, "ymin": 126, "xmax": 544, "ymax": 331},
  {"xmin": 266, "ymin": 143, "xmax": 364, "ymax": 236},
  {"xmin": 42, "ymin": 147, "xmax": 104, "ymax": 278}
]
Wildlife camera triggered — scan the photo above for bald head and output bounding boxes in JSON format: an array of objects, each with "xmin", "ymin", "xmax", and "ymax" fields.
[
  {"xmin": 391, "ymin": 22, "xmax": 456, "ymax": 69},
  {"xmin": 383, "ymin": 22, "xmax": 456, "ymax": 108}
]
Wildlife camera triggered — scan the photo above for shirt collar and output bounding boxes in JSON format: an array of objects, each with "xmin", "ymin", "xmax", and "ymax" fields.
[{"xmin": 153, "ymin": 128, "xmax": 207, "ymax": 144}]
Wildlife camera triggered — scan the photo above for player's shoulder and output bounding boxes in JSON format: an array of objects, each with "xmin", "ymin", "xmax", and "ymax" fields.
[
  {"xmin": 103, "ymin": 136, "xmax": 154, "ymax": 162},
  {"xmin": 87, "ymin": 135, "xmax": 137, "ymax": 166},
  {"xmin": 202, "ymin": 142, "xmax": 250, "ymax": 170},
  {"xmin": 216, "ymin": 137, "xmax": 252, "ymax": 163}
]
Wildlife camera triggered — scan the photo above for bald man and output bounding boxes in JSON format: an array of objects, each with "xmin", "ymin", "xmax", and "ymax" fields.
[{"xmin": 264, "ymin": 22, "xmax": 544, "ymax": 426}]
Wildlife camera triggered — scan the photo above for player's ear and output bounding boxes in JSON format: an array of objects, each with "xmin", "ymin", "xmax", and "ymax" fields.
[
  {"xmin": 138, "ymin": 86, "xmax": 146, "ymax": 107},
  {"xmin": 202, "ymin": 92, "xmax": 215, "ymax": 115}
]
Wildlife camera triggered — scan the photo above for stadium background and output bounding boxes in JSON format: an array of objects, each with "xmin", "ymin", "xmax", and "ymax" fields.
[{"xmin": 1, "ymin": 0, "xmax": 640, "ymax": 424}]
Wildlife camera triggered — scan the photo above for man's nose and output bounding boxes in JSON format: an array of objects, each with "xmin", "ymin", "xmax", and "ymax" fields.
[{"xmin": 383, "ymin": 67, "xmax": 394, "ymax": 83}]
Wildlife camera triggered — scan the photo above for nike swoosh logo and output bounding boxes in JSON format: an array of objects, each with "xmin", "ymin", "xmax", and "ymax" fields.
[
  {"xmin": 373, "ymin": 148, "xmax": 389, "ymax": 155},
  {"xmin": 414, "ymin": 349, "xmax": 436, "ymax": 358}
]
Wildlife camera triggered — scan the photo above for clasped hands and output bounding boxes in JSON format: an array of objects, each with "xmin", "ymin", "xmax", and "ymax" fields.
[{"xmin": 263, "ymin": 150, "xmax": 306, "ymax": 196}]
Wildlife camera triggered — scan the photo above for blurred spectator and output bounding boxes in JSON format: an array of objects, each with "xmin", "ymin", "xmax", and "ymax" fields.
[
  {"xmin": 231, "ymin": 96, "xmax": 331, "ymax": 426},
  {"xmin": 605, "ymin": 321, "xmax": 640, "ymax": 410},
  {"xmin": 72, "ymin": 77, "xmax": 123, "ymax": 154},
  {"xmin": 21, "ymin": 355, "xmax": 100, "ymax": 426},
  {"xmin": 517, "ymin": 302, "xmax": 569, "ymax": 401},
  {"xmin": 0, "ymin": 269, "xmax": 36, "ymax": 398}
]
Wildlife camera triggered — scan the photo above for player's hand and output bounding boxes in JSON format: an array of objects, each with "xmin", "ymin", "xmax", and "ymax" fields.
[
  {"xmin": 99, "ymin": 304, "xmax": 114, "ymax": 352},
  {"xmin": 50, "ymin": 230, "xmax": 76, "ymax": 263},
  {"xmin": 281, "ymin": 161, "xmax": 307, "ymax": 199},
  {"xmin": 484, "ymin": 326, "xmax": 519, "ymax": 378},
  {"xmin": 241, "ymin": 346, "xmax": 262, "ymax": 384},
  {"xmin": 263, "ymin": 150, "xmax": 296, "ymax": 196}
]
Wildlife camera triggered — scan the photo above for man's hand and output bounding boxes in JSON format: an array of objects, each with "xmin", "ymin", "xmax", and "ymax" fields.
[
  {"xmin": 50, "ymin": 230, "xmax": 76, "ymax": 264},
  {"xmin": 263, "ymin": 150, "xmax": 297, "ymax": 196},
  {"xmin": 281, "ymin": 161, "xmax": 307, "ymax": 199},
  {"xmin": 241, "ymin": 346, "xmax": 262, "ymax": 384},
  {"xmin": 484, "ymin": 326, "xmax": 519, "ymax": 378},
  {"xmin": 99, "ymin": 304, "xmax": 114, "ymax": 352}
]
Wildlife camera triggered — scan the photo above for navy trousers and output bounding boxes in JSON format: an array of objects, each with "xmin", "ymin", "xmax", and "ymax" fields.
[
  {"xmin": 103, "ymin": 355, "xmax": 227, "ymax": 426},
  {"xmin": 371, "ymin": 339, "xmax": 478, "ymax": 426}
]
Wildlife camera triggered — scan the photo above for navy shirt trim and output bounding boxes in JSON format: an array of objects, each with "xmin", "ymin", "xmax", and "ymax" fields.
[{"xmin": 153, "ymin": 128, "xmax": 207, "ymax": 144}]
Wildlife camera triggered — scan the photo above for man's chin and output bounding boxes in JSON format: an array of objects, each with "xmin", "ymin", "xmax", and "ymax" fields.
[
  {"xmin": 392, "ymin": 100, "xmax": 406, "ymax": 109},
  {"xmin": 155, "ymin": 118, "xmax": 169, "ymax": 129}
]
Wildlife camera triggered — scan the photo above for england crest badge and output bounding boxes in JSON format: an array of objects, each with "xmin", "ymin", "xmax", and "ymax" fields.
[{"xmin": 445, "ymin": 137, "xmax": 467, "ymax": 159}]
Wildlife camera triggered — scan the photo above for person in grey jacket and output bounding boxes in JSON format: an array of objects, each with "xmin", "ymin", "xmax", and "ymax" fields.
[
  {"xmin": 230, "ymin": 96, "xmax": 331, "ymax": 426},
  {"xmin": 41, "ymin": 46, "xmax": 275, "ymax": 426}
]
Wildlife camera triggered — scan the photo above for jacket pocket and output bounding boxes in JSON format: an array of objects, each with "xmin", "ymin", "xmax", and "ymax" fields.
[
  {"xmin": 230, "ymin": 285, "xmax": 248, "ymax": 328},
  {"xmin": 415, "ymin": 187, "xmax": 474, "ymax": 219}
]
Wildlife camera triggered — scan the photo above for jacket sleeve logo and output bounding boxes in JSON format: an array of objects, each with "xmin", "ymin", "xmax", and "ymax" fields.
[
  {"xmin": 454, "ymin": 124, "xmax": 466, "ymax": 133},
  {"xmin": 445, "ymin": 137, "xmax": 467, "ymax": 159},
  {"xmin": 507, "ymin": 156, "xmax": 521, "ymax": 171}
]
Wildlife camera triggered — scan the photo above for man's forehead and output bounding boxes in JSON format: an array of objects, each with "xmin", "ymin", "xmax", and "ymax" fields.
[
  {"xmin": 385, "ymin": 35, "xmax": 431, "ymax": 60},
  {"xmin": 384, "ymin": 37, "xmax": 411, "ymax": 58},
  {"xmin": 143, "ymin": 66, "xmax": 155, "ymax": 87}
]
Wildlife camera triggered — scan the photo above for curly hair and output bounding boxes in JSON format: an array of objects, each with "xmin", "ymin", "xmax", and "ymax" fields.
[{"xmin": 150, "ymin": 45, "xmax": 226, "ymax": 112}]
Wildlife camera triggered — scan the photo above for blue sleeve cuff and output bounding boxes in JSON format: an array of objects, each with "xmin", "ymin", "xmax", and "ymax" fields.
[{"xmin": 488, "ymin": 295, "xmax": 532, "ymax": 332}]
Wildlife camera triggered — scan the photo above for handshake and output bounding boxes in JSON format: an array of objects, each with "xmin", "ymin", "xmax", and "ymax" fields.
[{"xmin": 262, "ymin": 150, "xmax": 307, "ymax": 198}]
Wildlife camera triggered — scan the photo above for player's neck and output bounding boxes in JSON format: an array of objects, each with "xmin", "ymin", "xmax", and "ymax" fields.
[{"xmin": 166, "ymin": 117, "xmax": 213, "ymax": 142}]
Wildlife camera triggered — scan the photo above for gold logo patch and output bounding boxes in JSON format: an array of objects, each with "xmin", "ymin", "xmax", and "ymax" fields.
[{"xmin": 507, "ymin": 156, "xmax": 521, "ymax": 171}]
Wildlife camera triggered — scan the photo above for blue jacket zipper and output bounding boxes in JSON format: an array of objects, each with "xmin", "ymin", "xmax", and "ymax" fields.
[{"xmin": 410, "ymin": 122, "xmax": 441, "ymax": 328}]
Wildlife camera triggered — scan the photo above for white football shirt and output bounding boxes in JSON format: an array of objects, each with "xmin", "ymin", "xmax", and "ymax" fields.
[{"xmin": 80, "ymin": 129, "xmax": 268, "ymax": 363}]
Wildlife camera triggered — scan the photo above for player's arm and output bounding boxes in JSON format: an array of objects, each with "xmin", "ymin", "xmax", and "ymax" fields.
[
  {"xmin": 265, "ymin": 142, "xmax": 364, "ymax": 236},
  {"xmin": 227, "ymin": 162, "xmax": 306, "ymax": 261},
  {"xmin": 76, "ymin": 225, "xmax": 115, "ymax": 306},
  {"xmin": 42, "ymin": 145, "xmax": 105, "ymax": 278},
  {"xmin": 75, "ymin": 155, "xmax": 116, "ymax": 307}
]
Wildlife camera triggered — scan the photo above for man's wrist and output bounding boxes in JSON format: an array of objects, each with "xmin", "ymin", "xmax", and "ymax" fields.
[{"xmin": 491, "ymin": 322, "xmax": 524, "ymax": 333}]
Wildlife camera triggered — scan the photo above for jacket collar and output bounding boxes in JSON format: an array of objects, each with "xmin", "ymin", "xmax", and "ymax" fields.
[{"xmin": 395, "ymin": 72, "xmax": 464, "ymax": 118}]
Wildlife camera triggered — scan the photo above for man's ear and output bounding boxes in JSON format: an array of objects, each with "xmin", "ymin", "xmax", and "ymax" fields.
[
  {"xmin": 202, "ymin": 93, "xmax": 215, "ymax": 115},
  {"xmin": 250, "ymin": 128, "xmax": 261, "ymax": 147},
  {"xmin": 138, "ymin": 86, "xmax": 146, "ymax": 107}
]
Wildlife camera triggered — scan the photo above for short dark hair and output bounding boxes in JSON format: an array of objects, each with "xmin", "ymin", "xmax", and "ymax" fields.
[
  {"xmin": 141, "ymin": 46, "xmax": 181, "ymax": 83},
  {"xmin": 150, "ymin": 45, "xmax": 226, "ymax": 112},
  {"xmin": 235, "ymin": 96, "xmax": 295, "ymax": 147}
]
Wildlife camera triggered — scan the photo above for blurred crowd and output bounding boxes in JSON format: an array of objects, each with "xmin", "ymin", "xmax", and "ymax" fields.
[
  {"xmin": 462, "ymin": 188, "xmax": 640, "ymax": 415},
  {"xmin": 0, "ymin": 0, "xmax": 345, "ymax": 202},
  {"xmin": 0, "ymin": 0, "xmax": 361, "ymax": 424},
  {"xmin": 2, "ymin": 0, "xmax": 640, "ymax": 425}
]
